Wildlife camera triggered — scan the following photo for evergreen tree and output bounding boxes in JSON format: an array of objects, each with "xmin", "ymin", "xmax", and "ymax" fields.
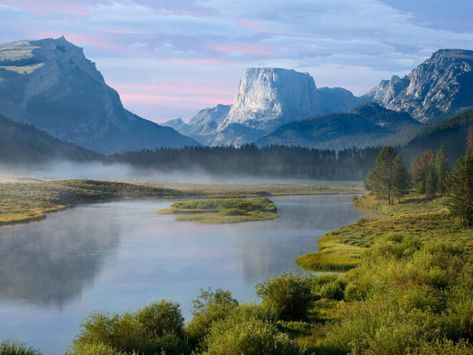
[
  {"xmin": 411, "ymin": 151, "xmax": 436, "ymax": 194},
  {"xmin": 447, "ymin": 153, "xmax": 473, "ymax": 227},
  {"xmin": 435, "ymin": 144, "xmax": 448, "ymax": 195},
  {"xmin": 365, "ymin": 146, "xmax": 397, "ymax": 204},
  {"xmin": 392, "ymin": 155, "xmax": 410, "ymax": 203},
  {"xmin": 425, "ymin": 166, "xmax": 438, "ymax": 199},
  {"xmin": 468, "ymin": 126, "xmax": 473, "ymax": 155}
]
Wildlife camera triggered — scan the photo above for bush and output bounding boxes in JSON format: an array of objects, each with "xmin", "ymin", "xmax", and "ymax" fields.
[
  {"xmin": 72, "ymin": 301, "xmax": 189, "ymax": 355},
  {"xmin": 0, "ymin": 340, "xmax": 40, "ymax": 355},
  {"xmin": 204, "ymin": 318, "xmax": 302, "ymax": 355},
  {"xmin": 256, "ymin": 273, "xmax": 312, "ymax": 321},
  {"xmin": 310, "ymin": 274, "xmax": 346, "ymax": 301},
  {"xmin": 136, "ymin": 301, "xmax": 184, "ymax": 338},
  {"xmin": 186, "ymin": 289, "xmax": 238, "ymax": 347}
]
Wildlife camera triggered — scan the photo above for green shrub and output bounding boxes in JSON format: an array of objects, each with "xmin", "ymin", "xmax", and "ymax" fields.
[
  {"xmin": 204, "ymin": 318, "xmax": 302, "ymax": 355},
  {"xmin": 136, "ymin": 301, "xmax": 184, "ymax": 338},
  {"xmin": 256, "ymin": 273, "xmax": 312, "ymax": 321},
  {"xmin": 186, "ymin": 289, "xmax": 238, "ymax": 347},
  {"xmin": 0, "ymin": 340, "xmax": 40, "ymax": 355},
  {"xmin": 72, "ymin": 301, "xmax": 189, "ymax": 355},
  {"xmin": 310, "ymin": 274, "xmax": 346, "ymax": 301}
]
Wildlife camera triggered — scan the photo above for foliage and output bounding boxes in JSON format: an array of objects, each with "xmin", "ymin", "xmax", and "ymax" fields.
[
  {"xmin": 447, "ymin": 153, "xmax": 473, "ymax": 226},
  {"xmin": 392, "ymin": 154, "xmax": 411, "ymax": 202},
  {"xmin": 0, "ymin": 340, "xmax": 40, "ymax": 355},
  {"xmin": 72, "ymin": 301, "xmax": 189, "ymax": 354},
  {"xmin": 256, "ymin": 273, "xmax": 312, "ymax": 321},
  {"xmin": 203, "ymin": 318, "xmax": 302, "ymax": 355},
  {"xmin": 412, "ymin": 150, "xmax": 436, "ymax": 196},
  {"xmin": 186, "ymin": 288, "xmax": 239, "ymax": 347},
  {"xmin": 436, "ymin": 144, "xmax": 449, "ymax": 195},
  {"xmin": 365, "ymin": 146, "xmax": 399, "ymax": 204},
  {"xmin": 159, "ymin": 197, "xmax": 279, "ymax": 224}
]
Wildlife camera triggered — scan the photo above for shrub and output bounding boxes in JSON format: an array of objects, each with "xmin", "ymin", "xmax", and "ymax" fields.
[
  {"xmin": 0, "ymin": 340, "xmax": 40, "ymax": 355},
  {"xmin": 256, "ymin": 273, "xmax": 312, "ymax": 321},
  {"xmin": 204, "ymin": 318, "xmax": 302, "ymax": 355},
  {"xmin": 72, "ymin": 301, "xmax": 189, "ymax": 355},
  {"xmin": 136, "ymin": 301, "xmax": 184, "ymax": 338},
  {"xmin": 186, "ymin": 289, "xmax": 238, "ymax": 347},
  {"xmin": 310, "ymin": 274, "xmax": 346, "ymax": 301}
]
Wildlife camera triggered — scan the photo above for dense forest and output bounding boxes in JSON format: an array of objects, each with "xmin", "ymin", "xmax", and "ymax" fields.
[{"xmin": 110, "ymin": 145, "xmax": 381, "ymax": 180}]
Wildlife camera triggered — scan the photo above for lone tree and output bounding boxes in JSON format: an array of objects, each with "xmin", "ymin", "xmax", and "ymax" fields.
[
  {"xmin": 447, "ymin": 130, "xmax": 473, "ymax": 227},
  {"xmin": 435, "ymin": 144, "xmax": 449, "ymax": 196},
  {"xmin": 365, "ymin": 146, "xmax": 399, "ymax": 204},
  {"xmin": 392, "ymin": 155, "xmax": 411, "ymax": 203}
]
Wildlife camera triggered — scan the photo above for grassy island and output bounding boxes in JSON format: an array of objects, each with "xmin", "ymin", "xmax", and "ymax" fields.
[{"xmin": 158, "ymin": 197, "xmax": 278, "ymax": 224}]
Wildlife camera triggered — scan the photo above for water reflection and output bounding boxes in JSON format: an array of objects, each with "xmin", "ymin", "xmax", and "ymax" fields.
[{"xmin": 0, "ymin": 207, "xmax": 120, "ymax": 307}]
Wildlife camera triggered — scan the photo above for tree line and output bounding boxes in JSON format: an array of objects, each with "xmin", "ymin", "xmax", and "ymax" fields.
[
  {"xmin": 366, "ymin": 127, "xmax": 473, "ymax": 226},
  {"xmin": 110, "ymin": 145, "xmax": 381, "ymax": 180}
]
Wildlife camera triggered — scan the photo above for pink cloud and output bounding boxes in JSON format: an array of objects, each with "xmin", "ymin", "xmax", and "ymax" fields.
[{"xmin": 209, "ymin": 42, "xmax": 278, "ymax": 57}]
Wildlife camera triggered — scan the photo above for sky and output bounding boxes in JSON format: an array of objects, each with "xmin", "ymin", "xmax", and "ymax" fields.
[{"xmin": 1, "ymin": 0, "xmax": 473, "ymax": 123}]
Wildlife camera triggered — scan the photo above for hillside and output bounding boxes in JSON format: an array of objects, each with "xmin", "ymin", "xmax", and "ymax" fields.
[
  {"xmin": 0, "ymin": 114, "xmax": 99, "ymax": 164},
  {"xmin": 256, "ymin": 103, "xmax": 420, "ymax": 150}
]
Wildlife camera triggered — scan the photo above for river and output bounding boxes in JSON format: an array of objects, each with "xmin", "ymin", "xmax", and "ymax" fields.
[{"xmin": 0, "ymin": 194, "xmax": 365, "ymax": 354}]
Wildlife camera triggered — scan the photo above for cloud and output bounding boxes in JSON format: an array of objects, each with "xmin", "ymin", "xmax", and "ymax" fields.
[{"xmin": 0, "ymin": 0, "xmax": 472, "ymax": 120}]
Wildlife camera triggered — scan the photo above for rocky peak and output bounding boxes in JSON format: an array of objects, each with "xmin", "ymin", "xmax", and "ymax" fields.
[
  {"xmin": 370, "ymin": 49, "xmax": 473, "ymax": 122},
  {"xmin": 220, "ymin": 68, "xmax": 320, "ymax": 131}
]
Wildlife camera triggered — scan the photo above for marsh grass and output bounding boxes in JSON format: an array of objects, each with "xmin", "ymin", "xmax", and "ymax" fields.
[{"xmin": 158, "ymin": 197, "xmax": 278, "ymax": 224}]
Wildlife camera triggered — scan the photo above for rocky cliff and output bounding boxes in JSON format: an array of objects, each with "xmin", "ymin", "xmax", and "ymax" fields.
[{"xmin": 369, "ymin": 49, "xmax": 473, "ymax": 122}]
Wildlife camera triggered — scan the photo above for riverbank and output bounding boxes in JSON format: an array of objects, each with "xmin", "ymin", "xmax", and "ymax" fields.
[
  {"xmin": 0, "ymin": 179, "xmax": 363, "ymax": 226},
  {"xmin": 293, "ymin": 193, "xmax": 473, "ymax": 353},
  {"xmin": 296, "ymin": 193, "xmax": 469, "ymax": 271}
]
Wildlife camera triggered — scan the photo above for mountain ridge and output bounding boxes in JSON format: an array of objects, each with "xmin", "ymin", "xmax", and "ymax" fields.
[{"xmin": 0, "ymin": 37, "xmax": 198, "ymax": 153}]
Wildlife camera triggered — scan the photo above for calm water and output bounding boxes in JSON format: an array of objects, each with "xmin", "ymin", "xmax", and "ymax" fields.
[{"xmin": 0, "ymin": 195, "xmax": 364, "ymax": 354}]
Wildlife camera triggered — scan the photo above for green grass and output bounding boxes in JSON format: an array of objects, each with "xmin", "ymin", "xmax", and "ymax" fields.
[
  {"xmin": 297, "ymin": 193, "xmax": 473, "ymax": 272},
  {"xmin": 158, "ymin": 198, "xmax": 279, "ymax": 224}
]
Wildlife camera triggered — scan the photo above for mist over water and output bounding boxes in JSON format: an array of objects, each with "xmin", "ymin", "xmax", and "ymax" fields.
[
  {"xmin": 0, "ymin": 160, "xmax": 361, "ymax": 184},
  {"xmin": 0, "ymin": 195, "xmax": 366, "ymax": 354}
]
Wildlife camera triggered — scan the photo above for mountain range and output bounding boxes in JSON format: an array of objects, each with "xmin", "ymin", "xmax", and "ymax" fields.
[
  {"xmin": 0, "ymin": 37, "xmax": 197, "ymax": 153},
  {"xmin": 0, "ymin": 37, "xmax": 472, "ymax": 157}
]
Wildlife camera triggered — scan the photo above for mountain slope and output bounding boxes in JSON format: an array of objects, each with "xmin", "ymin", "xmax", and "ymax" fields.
[
  {"xmin": 0, "ymin": 114, "xmax": 99, "ymax": 163},
  {"xmin": 0, "ymin": 37, "xmax": 198, "ymax": 153},
  {"xmin": 256, "ymin": 103, "xmax": 420, "ymax": 150},
  {"xmin": 401, "ymin": 107, "xmax": 473, "ymax": 162},
  {"xmin": 370, "ymin": 49, "xmax": 473, "ymax": 122},
  {"xmin": 164, "ymin": 104, "xmax": 231, "ymax": 145}
]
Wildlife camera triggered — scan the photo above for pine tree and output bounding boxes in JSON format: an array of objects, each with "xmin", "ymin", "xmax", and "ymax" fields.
[
  {"xmin": 435, "ymin": 144, "xmax": 448, "ymax": 195},
  {"xmin": 425, "ymin": 166, "xmax": 438, "ymax": 199},
  {"xmin": 447, "ymin": 153, "xmax": 473, "ymax": 226},
  {"xmin": 467, "ymin": 126, "xmax": 473, "ymax": 155},
  {"xmin": 365, "ymin": 146, "xmax": 397, "ymax": 204},
  {"xmin": 392, "ymin": 155, "xmax": 410, "ymax": 203},
  {"xmin": 411, "ymin": 151, "xmax": 436, "ymax": 194}
]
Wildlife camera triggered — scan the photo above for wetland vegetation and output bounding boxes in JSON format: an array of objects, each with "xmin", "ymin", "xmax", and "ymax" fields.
[{"xmin": 158, "ymin": 198, "xmax": 278, "ymax": 223}]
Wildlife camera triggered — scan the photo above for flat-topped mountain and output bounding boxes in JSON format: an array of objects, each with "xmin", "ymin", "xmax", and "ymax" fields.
[
  {"xmin": 0, "ymin": 37, "xmax": 197, "ymax": 153},
  {"xmin": 219, "ymin": 67, "xmax": 364, "ymax": 133},
  {"xmin": 165, "ymin": 67, "xmax": 366, "ymax": 146},
  {"xmin": 370, "ymin": 49, "xmax": 473, "ymax": 122}
]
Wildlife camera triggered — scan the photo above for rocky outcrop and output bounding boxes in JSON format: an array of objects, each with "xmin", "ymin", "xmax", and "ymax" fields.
[
  {"xmin": 0, "ymin": 37, "xmax": 198, "ymax": 153},
  {"xmin": 369, "ymin": 49, "xmax": 473, "ymax": 122}
]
